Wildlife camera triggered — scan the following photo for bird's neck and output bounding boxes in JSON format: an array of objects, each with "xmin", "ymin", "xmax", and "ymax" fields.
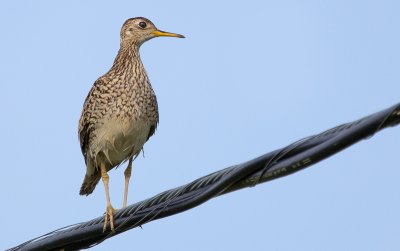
[{"xmin": 110, "ymin": 43, "xmax": 144, "ymax": 74}]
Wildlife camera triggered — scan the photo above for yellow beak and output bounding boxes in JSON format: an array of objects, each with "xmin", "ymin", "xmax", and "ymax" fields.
[{"xmin": 152, "ymin": 30, "xmax": 185, "ymax": 38}]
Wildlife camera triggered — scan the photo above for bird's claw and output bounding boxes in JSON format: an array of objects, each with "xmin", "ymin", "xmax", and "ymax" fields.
[{"xmin": 103, "ymin": 205, "xmax": 116, "ymax": 232}]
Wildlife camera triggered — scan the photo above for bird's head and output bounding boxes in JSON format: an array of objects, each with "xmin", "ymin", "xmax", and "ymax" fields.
[{"xmin": 120, "ymin": 17, "xmax": 184, "ymax": 47}]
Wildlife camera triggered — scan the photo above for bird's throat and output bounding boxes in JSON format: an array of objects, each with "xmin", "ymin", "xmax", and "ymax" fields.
[{"xmin": 111, "ymin": 44, "xmax": 142, "ymax": 74}]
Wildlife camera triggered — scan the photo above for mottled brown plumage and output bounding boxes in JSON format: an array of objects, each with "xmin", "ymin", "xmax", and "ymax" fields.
[{"xmin": 78, "ymin": 17, "xmax": 184, "ymax": 231}]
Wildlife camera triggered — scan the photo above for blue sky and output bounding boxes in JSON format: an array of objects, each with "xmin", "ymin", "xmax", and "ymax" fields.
[{"xmin": 1, "ymin": 1, "xmax": 399, "ymax": 250}]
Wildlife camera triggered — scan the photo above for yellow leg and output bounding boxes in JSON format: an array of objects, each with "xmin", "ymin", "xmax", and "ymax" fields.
[
  {"xmin": 123, "ymin": 157, "xmax": 133, "ymax": 208},
  {"xmin": 100, "ymin": 163, "xmax": 115, "ymax": 232}
]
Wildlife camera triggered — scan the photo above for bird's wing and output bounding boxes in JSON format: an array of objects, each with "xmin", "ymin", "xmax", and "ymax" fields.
[
  {"xmin": 146, "ymin": 94, "xmax": 159, "ymax": 141},
  {"xmin": 147, "ymin": 123, "xmax": 157, "ymax": 141},
  {"xmin": 78, "ymin": 79, "xmax": 103, "ymax": 163},
  {"xmin": 79, "ymin": 122, "xmax": 90, "ymax": 164}
]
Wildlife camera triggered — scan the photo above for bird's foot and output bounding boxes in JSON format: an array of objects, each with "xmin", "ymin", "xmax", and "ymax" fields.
[{"xmin": 103, "ymin": 205, "xmax": 116, "ymax": 232}]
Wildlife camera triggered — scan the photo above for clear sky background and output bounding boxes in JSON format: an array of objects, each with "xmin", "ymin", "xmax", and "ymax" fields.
[{"xmin": 1, "ymin": 1, "xmax": 399, "ymax": 250}]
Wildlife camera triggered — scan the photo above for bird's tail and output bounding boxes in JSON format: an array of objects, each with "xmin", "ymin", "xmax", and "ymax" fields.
[{"xmin": 79, "ymin": 173, "xmax": 101, "ymax": 196}]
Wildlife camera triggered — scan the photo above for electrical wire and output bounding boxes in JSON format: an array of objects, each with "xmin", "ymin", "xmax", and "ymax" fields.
[{"xmin": 7, "ymin": 103, "xmax": 400, "ymax": 251}]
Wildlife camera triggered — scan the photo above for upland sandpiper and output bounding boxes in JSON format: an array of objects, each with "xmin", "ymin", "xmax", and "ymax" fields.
[{"xmin": 78, "ymin": 17, "xmax": 184, "ymax": 231}]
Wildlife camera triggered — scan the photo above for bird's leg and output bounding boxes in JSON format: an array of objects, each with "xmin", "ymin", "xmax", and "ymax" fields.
[
  {"xmin": 100, "ymin": 163, "xmax": 115, "ymax": 232},
  {"xmin": 123, "ymin": 157, "xmax": 133, "ymax": 208}
]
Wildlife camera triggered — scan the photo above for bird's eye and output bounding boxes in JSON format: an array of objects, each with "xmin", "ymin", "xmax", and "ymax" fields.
[{"xmin": 138, "ymin": 22, "xmax": 147, "ymax": 29}]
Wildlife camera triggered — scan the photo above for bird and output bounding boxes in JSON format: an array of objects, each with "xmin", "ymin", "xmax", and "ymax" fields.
[{"xmin": 78, "ymin": 17, "xmax": 184, "ymax": 232}]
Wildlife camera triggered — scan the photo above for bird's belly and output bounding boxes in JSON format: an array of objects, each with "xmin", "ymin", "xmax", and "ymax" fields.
[{"xmin": 91, "ymin": 118, "xmax": 151, "ymax": 168}]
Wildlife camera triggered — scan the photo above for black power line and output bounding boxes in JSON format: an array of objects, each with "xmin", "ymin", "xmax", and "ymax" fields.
[{"xmin": 8, "ymin": 103, "xmax": 400, "ymax": 251}]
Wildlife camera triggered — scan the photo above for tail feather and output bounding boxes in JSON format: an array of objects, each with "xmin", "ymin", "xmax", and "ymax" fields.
[{"xmin": 79, "ymin": 174, "xmax": 101, "ymax": 196}]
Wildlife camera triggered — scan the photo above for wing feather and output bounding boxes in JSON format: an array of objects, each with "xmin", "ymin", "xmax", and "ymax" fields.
[{"xmin": 78, "ymin": 79, "xmax": 103, "ymax": 163}]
